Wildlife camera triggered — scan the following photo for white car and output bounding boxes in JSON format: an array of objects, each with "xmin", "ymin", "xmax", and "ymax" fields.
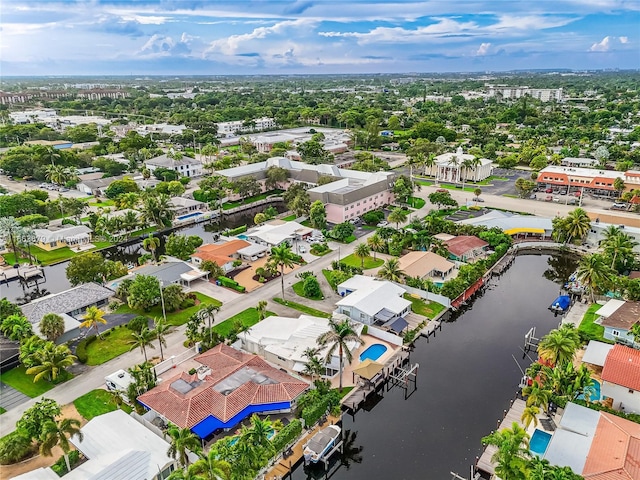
[
  {"xmin": 298, "ymin": 245, "xmax": 306, "ymax": 253},
  {"xmin": 376, "ymin": 220, "xmax": 389, "ymax": 227}
]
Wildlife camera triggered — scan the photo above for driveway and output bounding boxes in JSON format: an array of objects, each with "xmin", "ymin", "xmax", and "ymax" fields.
[{"xmin": 190, "ymin": 279, "xmax": 243, "ymax": 303}]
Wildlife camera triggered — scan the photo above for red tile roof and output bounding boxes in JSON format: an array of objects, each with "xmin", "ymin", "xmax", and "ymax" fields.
[
  {"xmin": 602, "ymin": 344, "xmax": 640, "ymax": 391},
  {"xmin": 583, "ymin": 412, "xmax": 640, "ymax": 480},
  {"xmin": 444, "ymin": 235, "xmax": 489, "ymax": 257},
  {"xmin": 138, "ymin": 344, "xmax": 308, "ymax": 429},
  {"xmin": 191, "ymin": 240, "xmax": 250, "ymax": 265}
]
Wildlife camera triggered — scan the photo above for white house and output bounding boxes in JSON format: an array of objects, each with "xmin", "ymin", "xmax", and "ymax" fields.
[
  {"xmin": 246, "ymin": 220, "xmax": 312, "ymax": 247},
  {"xmin": 594, "ymin": 299, "xmax": 640, "ymax": 346},
  {"xmin": 336, "ymin": 275, "xmax": 412, "ymax": 325},
  {"xmin": 238, "ymin": 314, "xmax": 363, "ymax": 378},
  {"xmin": 424, "ymin": 147, "xmax": 493, "ymax": 183},
  {"xmin": 601, "ymin": 344, "xmax": 640, "ymax": 414},
  {"xmin": 145, "ymin": 154, "xmax": 204, "ymax": 178}
]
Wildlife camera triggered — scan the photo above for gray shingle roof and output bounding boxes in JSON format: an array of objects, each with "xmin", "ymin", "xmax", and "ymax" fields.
[{"xmin": 21, "ymin": 283, "xmax": 114, "ymax": 324}]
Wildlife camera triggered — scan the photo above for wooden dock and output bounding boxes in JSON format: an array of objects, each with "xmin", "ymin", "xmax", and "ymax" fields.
[
  {"xmin": 0, "ymin": 265, "xmax": 44, "ymax": 284},
  {"xmin": 265, "ymin": 415, "xmax": 340, "ymax": 480},
  {"xmin": 491, "ymin": 253, "xmax": 515, "ymax": 276},
  {"xmin": 476, "ymin": 398, "xmax": 527, "ymax": 476}
]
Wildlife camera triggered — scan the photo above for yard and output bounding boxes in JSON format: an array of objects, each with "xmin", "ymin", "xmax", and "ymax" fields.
[
  {"xmin": 73, "ymin": 389, "xmax": 131, "ymax": 421},
  {"xmin": 340, "ymin": 253, "xmax": 384, "ymax": 270},
  {"xmin": 579, "ymin": 303, "xmax": 609, "ymax": 342},
  {"xmin": 212, "ymin": 307, "xmax": 275, "ymax": 337},
  {"xmin": 273, "ymin": 298, "xmax": 331, "ymax": 318},
  {"xmin": 403, "ymin": 293, "xmax": 447, "ymax": 319},
  {"xmin": 222, "ymin": 190, "xmax": 284, "ymax": 210},
  {"xmin": 282, "ymin": 214, "xmax": 297, "ymax": 221},
  {"xmin": 115, "ymin": 292, "xmax": 222, "ymax": 326},
  {"xmin": 292, "ymin": 280, "xmax": 324, "ymax": 300},
  {"xmin": 84, "ymin": 327, "xmax": 142, "ymax": 366},
  {"xmin": 0, "ymin": 366, "xmax": 72, "ymax": 398},
  {"xmin": 3, "ymin": 242, "xmax": 114, "ymax": 266},
  {"xmin": 407, "ymin": 197, "xmax": 426, "ymax": 209}
]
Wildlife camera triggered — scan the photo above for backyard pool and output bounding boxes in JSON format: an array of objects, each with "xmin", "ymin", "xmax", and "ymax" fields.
[
  {"xmin": 177, "ymin": 211, "xmax": 204, "ymax": 221},
  {"xmin": 529, "ymin": 429, "xmax": 552, "ymax": 456},
  {"xmin": 577, "ymin": 379, "xmax": 601, "ymax": 401},
  {"xmin": 237, "ymin": 234, "xmax": 249, "ymax": 240},
  {"xmin": 359, "ymin": 344, "xmax": 387, "ymax": 362}
]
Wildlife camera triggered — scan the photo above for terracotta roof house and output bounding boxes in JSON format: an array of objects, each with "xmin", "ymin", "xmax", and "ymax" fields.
[
  {"xmin": 191, "ymin": 240, "xmax": 250, "ymax": 272},
  {"xmin": 138, "ymin": 344, "xmax": 309, "ymax": 438},
  {"xmin": 596, "ymin": 300, "xmax": 640, "ymax": 346},
  {"xmin": 444, "ymin": 235, "xmax": 489, "ymax": 262},
  {"xmin": 397, "ymin": 251, "xmax": 455, "ymax": 281},
  {"xmin": 543, "ymin": 402, "xmax": 640, "ymax": 479},
  {"xmin": 602, "ymin": 344, "xmax": 640, "ymax": 414}
]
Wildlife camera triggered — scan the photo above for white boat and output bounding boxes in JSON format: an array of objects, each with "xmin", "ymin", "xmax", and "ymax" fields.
[{"xmin": 303, "ymin": 425, "xmax": 341, "ymax": 464}]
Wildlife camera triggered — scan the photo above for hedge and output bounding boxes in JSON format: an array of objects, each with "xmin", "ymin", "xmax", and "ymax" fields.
[
  {"xmin": 51, "ymin": 450, "xmax": 81, "ymax": 476},
  {"xmin": 75, "ymin": 335, "xmax": 97, "ymax": 364},
  {"xmin": 271, "ymin": 419, "xmax": 303, "ymax": 453},
  {"xmin": 0, "ymin": 430, "xmax": 35, "ymax": 465},
  {"xmin": 218, "ymin": 276, "xmax": 246, "ymax": 293},
  {"xmin": 302, "ymin": 397, "xmax": 330, "ymax": 428},
  {"xmin": 225, "ymin": 225, "xmax": 248, "ymax": 236}
]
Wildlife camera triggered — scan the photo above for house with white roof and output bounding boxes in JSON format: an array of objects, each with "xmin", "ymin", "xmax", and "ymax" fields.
[
  {"xmin": 33, "ymin": 225, "xmax": 93, "ymax": 251},
  {"xmin": 423, "ymin": 147, "xmax": 493, "ymax": 183},
  {"xmin": 238, "ymin": 313, "xmax": 364, "ymax": 378},
  {"xmin": 146, "ymin": 154, "xmax": 203, "ymax": 178},
  {"xmin": 336, "ymin": 275, "xmax": 412, "ymax": 326},
  {"xmin": 245, "ymin": 220, "xmax": 312, "ymax": 247}
]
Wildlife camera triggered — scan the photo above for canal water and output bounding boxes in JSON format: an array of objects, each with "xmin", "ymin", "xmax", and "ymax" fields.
[{"xmin": 293, "ymin": 253, "xmax": 577, "ymax": 480}]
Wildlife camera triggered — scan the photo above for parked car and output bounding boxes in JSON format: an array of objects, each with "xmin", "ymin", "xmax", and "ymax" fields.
[
  {"xmin": 567, "ymin": 197, "xmax": 577, "ymax": 205},
  {"xmin": 612, "ymin": 202, "xmax": 628, "ymax": 210},
  {"xmin": 436, "ymin": 188, "xmax": 448, "ymax": 193},
  {"xmin": 553, "ymin": 197, "xmax": 560, "ymax": 203},
  {"xmin": 472, "ymin": 197, "xmax": 484, "ymax": 203},
  {"xmin": 298, "ymin": 245, "xmax": 306, "ymax": 253},
  {"xmin": 545, "ymin": 188, "xmax": 553, "ymax": 194},
  {"xmin": 376, "ymin": 220, "xmax": 389, "ymax": 227},
  {"xmin": 544, "ymin": 195, "xmax": 553, "ymax": 202},
  {"xmin": 529, "ymin": 194, "xmax": 537, "ymax": 200},
  {"xmin": 59, "ymin": 187, "xmax": 69, "ymax": 192}
]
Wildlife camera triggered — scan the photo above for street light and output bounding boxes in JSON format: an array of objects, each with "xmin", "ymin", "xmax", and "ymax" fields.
[{"xmin": 158, "ymin": 280, "xmax": 167, "ymax": 322}]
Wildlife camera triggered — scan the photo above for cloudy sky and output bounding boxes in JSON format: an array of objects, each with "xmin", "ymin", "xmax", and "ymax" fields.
[{"xmin": 1, "ymin": 0, "xmax": 638, "ymax": 76}]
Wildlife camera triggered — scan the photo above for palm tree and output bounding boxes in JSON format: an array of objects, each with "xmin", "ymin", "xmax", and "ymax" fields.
[
  {"xmin": 367, "ymin": 233, "xmax": 385, "ymax": 259},
  {"xmin": 537, "ymin": 326, "xmax": 580, "ymax": 366},
  {"xmin": 0, "ymin": 216, "xmax": 22, "ymax": 263},
  {"xmin": 460, "ymin": 158, "xmax": 475, "ymax": 191},
  {"xmin": 353, "ymin": 243, "xmax": 371, "ymax": 268},
  {"xmin": 188, "ymin": 450, "xmax": 231, "ymax": 480},
  {"xmin": 521, "ymin": 404, "xmax": 540, "ymax": 429},
  {"xmin": 197, "ymin": 304, "xmax": 220, "ymax": 346},
  {"xmin": 377, "ymin": 258, "xmax": 404, "ymax": 283},
  {"xmin": 241, "ymin": 414, "xmax": 275, "ymax": 454},
  {"xmin": 268, "ymin": 243, "xmax": 296, "ymax": 299},
  {"xmin": 79, "ymin": 306, "xmax": 107, "ymax": 339},
  {"xmin": 256, "ymin": 300, "xmax": 268, "ymax": 321},
  {"xmin": 481, "ymin": 422, "xmax": 530, "ymax": 480},
  {"xmin": 167, "ymin": 425, "xmax": 201, "ymax": 468},
  {"xmin": 153, "ymin": 317, "xmax": 171, "ymax": 362},
  {"xmin": 522, "ymin": 380, "xmax": 552, "ymax": 412},
  {"xmin": 388, "ymin": 207, "xmax": 408, "ymax": 229},
  {"xmin": 317, "ymin": 316, "xmax": 364, "ymax": 390},
  {"xmin": 44, "ymin": 146, "xmax": 61, "ymax": 166},
  {"xmin": 0, "ymin": 314, "xmax": 34, "ymax": 341},
  {"xmin": 26, "ymin": 343, "xmax": 76, "ymax": 382},
  {"xmin": 129, "ymin": 326, "xmax": 156, "ymax": 363},
  {"xmin": 45, "ymin": 164, "xmax": 68, "ymax": 185},
  {"xmin": 563, "ymin": 208, "xmax": 591, "ymax": 244},
  {"xmin": 473, "ymin": 188, "xmax": 482, "ymax": 203},
  {"xmin": 142, "ymin": 234, "xmax": 160, "ymax": 263},
  {"xmin": 39, "ymin": 418, "xmax": 83, "ymax": 474},
  {"xmin": 602, "ymin": 232, "xmax": 638, "ymax": 270},
  {"xmin": 576, "ymin": 253, "xmax": 614, "ymax": 302},
  {"xmin": 302, "ymin": 347, "xmax": 324, "ymax": 382},
  {"xmin": 423, "ymin": 153, "xmax": 436, "ymax": 177}
]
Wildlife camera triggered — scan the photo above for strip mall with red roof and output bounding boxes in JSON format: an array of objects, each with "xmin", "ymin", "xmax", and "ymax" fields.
[{"xmin": 536, "ymin": 165, "xmax": 640, "ymax": 196}]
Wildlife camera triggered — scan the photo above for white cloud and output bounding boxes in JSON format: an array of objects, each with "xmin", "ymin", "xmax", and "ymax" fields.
[
  {"xmin": 119, "ymin": 14, "xmax": 171, "ymax": 25},
  {"xmin": 589, "ymin": 36, "xmax": 612, "ymax": 51},
  {"xmin": 476, "ymin": 43, "xmax": 491, "ymax": 56},
  {"xmin": 138, "ymin": 33, "xmax": 196, "ymax": 56},
  {"xmin": 619, "ymin": 36, "xmax": 629, "ymax": 43}
]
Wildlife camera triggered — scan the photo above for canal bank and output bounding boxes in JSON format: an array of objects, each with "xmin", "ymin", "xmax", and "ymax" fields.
[{"xmin": 288, "ymin": 253, "xmax": 577, "ymax": 480}]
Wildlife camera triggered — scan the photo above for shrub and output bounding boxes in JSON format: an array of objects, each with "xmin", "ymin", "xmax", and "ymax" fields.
[
  {"xmin": 218, "ymin": 276, "xmax": 246, "ymax": 293},
  {"xmin": 108, "ymin": 300, "xmax": 122, "ymax": 311},
  {"xmin": 301, "ymin": 397, "xmax": 330, "ymax": 428},
  {"xmin": 0, "ymin": 431, "xmax": 35, "ymax": 465},
  {"xmin": 255, "ymin": 267, "xmax": 265, "ymax": 277},
  {"xmin": 362, "ymin": 210, "xmax": 385, "ymax": 225},
  {"xmin": 127, "ymin": 316, "xmax": 149, "ymax": 333},
  {"xmin": 51, "ymin": 449, "xmax": 81, "ymax": 476},
  {"xmin": 225, "ymin": 225, "xmax": 247, "ymax": 236},
  {"xmin": 61, "ymin": 218, "xmax": 79, "ymax": 226},
  {"xmin": 76, "ymin": 335, "xmax": 97, "ymax": 363},
  {"xmin": 188, "ymin": 368, "xmax": 197, "ymax": 375},
  {"xmin": 180, "ymin": 298, "xmax": 196, "ymax": 309},
  {"xmin": 232, "ymin": 259, "xmax": 242, "ymax": 267},
  {"xmin": 361, "ymin": 325, "xmax": 368, "ymax": 335},
  {"xmin": 272, "ymin": 419, "xmax": 303, "ymax": 452}
]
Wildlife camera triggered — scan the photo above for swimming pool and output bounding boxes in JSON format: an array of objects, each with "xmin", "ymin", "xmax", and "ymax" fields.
[
  {"xmin": 177, "ymin": 211, "xmax": 204, "ymax": 221},
  {"xmin": 577, "ymin": 379, "xmax": 601, "ymax": 401},
  {"xmin": 237, "ymin": 234, "xmax": 249, "ymax": 240},
  {"xmin": 529, "ymin": 429, "xmax": 552, "ymax": 456},
  {"xmin": 229, "ymin": 429, "xmax": 275, "ymax": 446},
  {"xmin": 359, "ymin": 343, "xmax": 387, "ymax": 362}
]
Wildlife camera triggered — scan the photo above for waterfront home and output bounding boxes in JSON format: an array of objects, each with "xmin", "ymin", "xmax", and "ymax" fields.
[
  {"xmin": 397, "ymin": 251, "xmax": 455, "ymax": 281},
  {"xmin": 543, "ymin": 402, "xmax": 640, "ymax": 478},
  {"xmin": 444, "ymin": 235, "xmax": 489, "ymax": 262},
  {"xmin": 191, "ymin": 239, "xmax": 250, "ymax": 272},
  {"xmin": 12, "ymin": 409, "xmax": 178, "ymax": 480},
  {"xmin": 456, "ymin": 209, "xmax": 554, "ymax": 240},
  {"xmin": 594, "ymin": 299, "xmax": 640, "ymax": 346},
  {"xmin": 601, "ymin": 344, "xmax": 640, "ymax": 414},
  {"xmin": 169, "ymin": 196, "xmax": 207, "ymax": 216},
  {"xmin": 112, "ymin": 261, "xmax": 209, "ymax": 289},
  {"xmin": 238, "ymin": 314, "xmax": 364, "ymax": 378},
  {"xmin": 20, "ymin": 283, "xmax": 114, "ymax": 343},
  {"xmin": 246, "ymin": 220, "xmax": 312, "ymax": 247},
  {"xmin": 336, "ymin": 275, "xmax": 411, "ymax": 326},
  {"xmin": 33, "ymin": 225, "xmax": 93, "ymax": 251},
  {"xmin": 138, "ymin": 343, "xmax": 309, "ymax": 438},
  {"xmin": 145, "ymin": 154, "xmax": 204, "ymax": 178}
]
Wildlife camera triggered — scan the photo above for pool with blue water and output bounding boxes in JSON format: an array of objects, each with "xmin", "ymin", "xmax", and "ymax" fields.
[
  {"xmin": 529, "ymin": 429, "xmax": 552, "ymax": 456},
  {"xmin": 359, "ymin": 344, "xmax": 388, "ymax": 362}
]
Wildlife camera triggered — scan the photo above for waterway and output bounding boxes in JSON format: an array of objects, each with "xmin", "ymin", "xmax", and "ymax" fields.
[{"xmin": 293, "ymin": 253, "xmax": 577, "ymax": 480}]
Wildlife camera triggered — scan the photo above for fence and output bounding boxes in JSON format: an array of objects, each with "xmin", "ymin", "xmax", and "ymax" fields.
[
  {"xmin": 153, "ymin": 347, "xmax": 198, "ymax": 376},
  {"xmin": 399, "ymin": 283, "xmax": 452, "ymax": 308},
  {"xmin": 368, "ymin": 325, "xmax": 403, "ymax": 346}
]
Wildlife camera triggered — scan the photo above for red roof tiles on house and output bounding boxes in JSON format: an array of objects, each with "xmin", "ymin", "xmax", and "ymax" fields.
[
  {"xmin": 191, "ymin": 240, "xmax": 250, "ymax": 265},
  {"xmin": 602, "ymin": 344, "xmax": 640, "ymax": 392},
  {"xmin": 138, "ymin": 344, "xmax": 308, "ymax": 429},
  {"xmin": 444, "ymin": 235, "xmax": 489, "ymax": 257},
  {"xmin": 582, "ymin": 412, "xmax": 640, "ymax": 480}
]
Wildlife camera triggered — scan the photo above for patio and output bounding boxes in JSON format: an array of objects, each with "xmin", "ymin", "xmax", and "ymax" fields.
[{"xmin": 232, "ymin": 257, "xmax": 299, "ymax": 293}]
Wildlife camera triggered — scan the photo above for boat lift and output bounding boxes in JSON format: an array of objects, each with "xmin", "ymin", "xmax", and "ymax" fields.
[
  {"xmin": 387, "ymin": 362, "xmax": 419, "ymax": 399},
  {"xmin": 523, "ymin": 327, "xmax": 540, "ymax": 353}
]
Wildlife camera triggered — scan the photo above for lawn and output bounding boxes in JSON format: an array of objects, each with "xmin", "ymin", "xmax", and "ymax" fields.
[
  {"xmin": 4, "ymin": 242, "xmax": 115, "ymax": 266},
  {"xmin": 85, "ymin": 327, "xmax": 141, "ymax": 366},
  {"xmin": 322, "ymin": 269, "xmax": 348, "ymax": 291},
  {"xmin": 212, "ymin": 307, "xmax": 275, "ymax": 337},
  {"xmin": 340, "ymin": 235, "xmax": 357, "ymax": 244},
  {"xmin": 115, "ymin": 292, "xmax": 222, "ymax": 326},
  {"xmin": 89, "ymin": 199, "xmax": 115, "ymax": 207},
  {"xmin": 414, "ymin": 179, "xmax": 477, "ymax": 193},
  {"xmin": 73, "ymin": 389, "xmax": 132, "ymax": 420},
  {"xmin": 403, "ymin": 293, "xmax": 447, "ymax": 319},
  {"xmin": 282, "ymin": 214, "xmax": 297, "ymax": 221},
  {"xmin": 0, "ymin": 366, "xmax": 72, "ymax": 397},
  {"xmin": 0, "ymin": 407, "xmax": 5, "ymax": 415},
  {"xmin": 340, "ymin": 253, "xmax": 384, "ymax": 270},
  {"xmin": 502, "ymin": 194, "xmax": 519, "ymax": 199},
  {"xmin": 408, "ymin": 197, "xmax": 426, "ymax": 209},
  {"xmin": 222, "ymin": 190, "xmax": 284, "ymax": 210},
  {"xmin": 273, "ymin": 298, "xmax": 331, "ymax": 318},
  {"xmin": 292, "ymin": 280, "xmax": 324, "ymax": 300},
  {"xmin": 579, "ymin": 303, "xmax": 610, "ymax": 342}
]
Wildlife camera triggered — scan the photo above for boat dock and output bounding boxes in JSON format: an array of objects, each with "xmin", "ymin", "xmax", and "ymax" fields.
[
  {"xmin": 476, "ymin": 398, "xmax": 527, "ymax": 476},
  {"xmin": 265, "ymin": 415, "xmax": 340, "ymax": 480},
  {"xmin": 491, "ymin": 253, "xmax": 515, "ymax": 276},
  {"xmin": 0, "ymin": 265, "xmax": 45, "ymax": 284}
]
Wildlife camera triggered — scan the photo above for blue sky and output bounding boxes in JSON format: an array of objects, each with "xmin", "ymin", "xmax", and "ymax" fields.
[{"xmin": 1, "ymin": 0, "xmax": 638, "ymax": 75}]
